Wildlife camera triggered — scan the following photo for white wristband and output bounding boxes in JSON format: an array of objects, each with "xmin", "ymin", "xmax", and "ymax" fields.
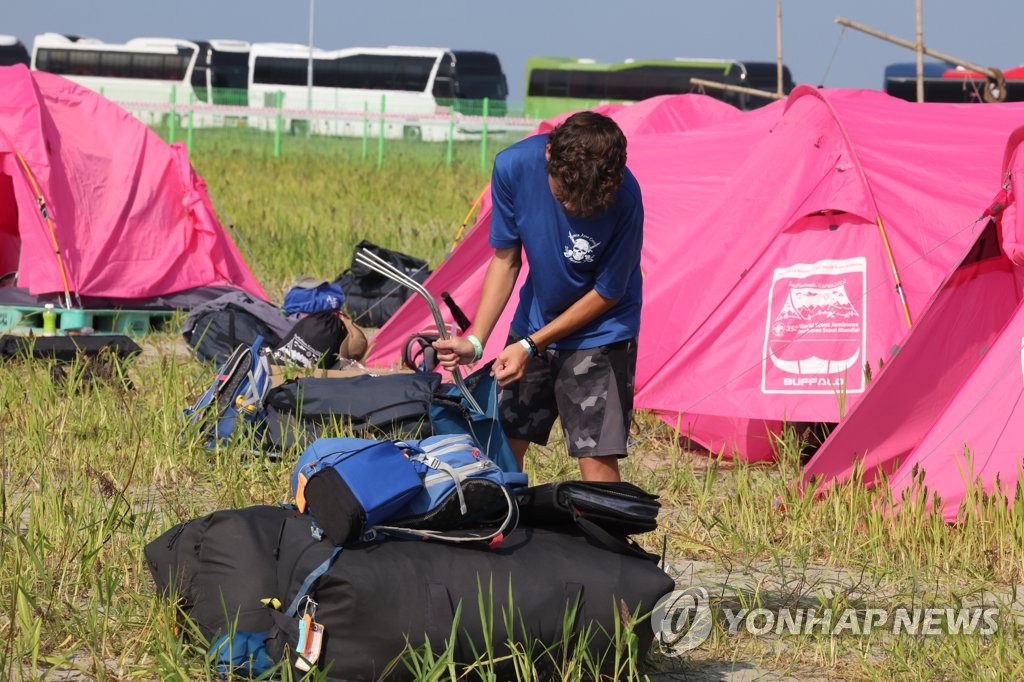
[
  {"xmin": 466, "ymin": 334, "xmax": 483, "ymax": 362},
  {"xmin": 518, "ymin": 338, "xmax": 535, "ymax": 357}
]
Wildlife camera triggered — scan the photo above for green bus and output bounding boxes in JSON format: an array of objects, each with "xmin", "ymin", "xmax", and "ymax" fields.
[{"xmin": 523, "ymin": 56, "xmax": 795, "ymax": 119}]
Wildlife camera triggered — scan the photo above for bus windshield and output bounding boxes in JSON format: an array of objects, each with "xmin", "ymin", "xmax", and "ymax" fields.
[
  {"xmin": 450, "ymin": 51, "xmax": 508, "ymax": 100},
  {"xmin": 0, "ymin": 35, "xmax": 29, "ymax": 67},
  {"xmin": 191, "ymin": 40, "xmax": 250, "ymax": 104}
]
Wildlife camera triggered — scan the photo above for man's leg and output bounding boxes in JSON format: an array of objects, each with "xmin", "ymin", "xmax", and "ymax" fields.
[
  {"xmin": 578, "ymin": 454, "xmax": 621, "ymax": 482},
  {"xmin": 554, "ymin": 339, "xmax": 637, "ymax": 482},
  {"xmin": 499, "ymin": 335, "xmax": 558, "ymax": 471},
  {"xmin": 509, "ymin": 437, "xmax": 531, "ymax": 470}
]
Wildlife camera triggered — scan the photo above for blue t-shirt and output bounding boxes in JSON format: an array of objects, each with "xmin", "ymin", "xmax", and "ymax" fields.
[{"xmin": 489, "ymin": 133, "xmax": 644, "ymax": 350}]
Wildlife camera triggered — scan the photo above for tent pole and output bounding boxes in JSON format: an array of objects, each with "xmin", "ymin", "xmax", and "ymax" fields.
[
  {"xmin": 876, "ymin": 216, "xmax": 913, "ymax": 328},
  {"xmin": 15, "ymin": 153, "xmax": 74, "ymax": 309}
]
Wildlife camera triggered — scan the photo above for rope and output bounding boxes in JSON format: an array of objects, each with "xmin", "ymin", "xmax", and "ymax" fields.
[{"xmin": 819, "ymin": 26, "xmax": 847, "ymax": 87}]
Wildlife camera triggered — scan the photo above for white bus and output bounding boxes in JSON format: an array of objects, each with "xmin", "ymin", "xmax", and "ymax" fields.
[
  {"xmin": 0, "ymin": 35, "xmax": 30, "ymax": 67},
  {"xmin": 30, "ymin": 33, "xmax": 249, "ymax": 124},
  {"xmin": 247, "ymin": 43, "xmax": 509, "ymax": 140}
]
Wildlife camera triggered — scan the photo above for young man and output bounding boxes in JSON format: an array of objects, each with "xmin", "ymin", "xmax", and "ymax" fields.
[{"xmin": 434, "ymin": 111, "xmax": 644, "ymax": 482}]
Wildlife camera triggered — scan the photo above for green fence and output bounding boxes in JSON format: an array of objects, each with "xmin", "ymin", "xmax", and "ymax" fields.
[{"xmin": 110, "ymin": 85, "xmax": 537, "ymax": 172}]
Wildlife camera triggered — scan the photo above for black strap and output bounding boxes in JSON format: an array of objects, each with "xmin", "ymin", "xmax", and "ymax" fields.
[{"xmin": 571, "ymin": 509, "xmax": 655, "ymax": 560}]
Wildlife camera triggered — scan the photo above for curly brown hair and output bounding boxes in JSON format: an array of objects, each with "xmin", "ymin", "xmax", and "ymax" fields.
[{"xmin": 546, "ymin": 111, "xmax": 627, "ymax": 218}]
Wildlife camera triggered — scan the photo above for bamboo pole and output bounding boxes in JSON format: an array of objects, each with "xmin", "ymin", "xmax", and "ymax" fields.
[
  {"xmin": 915, "ymin": 0, "xmax": 924, "ymax": 103},
  {"xmin": 835, "ymin": 16, "xmax": 1006, "ymax": 101},
  {"xmin": 689, "ymin": 78, "xmax": 786, "ymax": 101},
  {"xmin": 777, "ymin": 0, "xmax": 784, "ymax": 96}
]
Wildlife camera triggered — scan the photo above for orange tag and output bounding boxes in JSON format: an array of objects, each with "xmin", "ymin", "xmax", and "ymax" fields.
[{"xmin": 295, "ymin": 474, "xmax": 309, "ymax": 512}]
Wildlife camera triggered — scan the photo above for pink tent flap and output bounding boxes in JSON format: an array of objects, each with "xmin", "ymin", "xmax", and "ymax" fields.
[
  {"xmin": 804, "ymin": 124, "xmax": 1024, "ymax": 521},
  {"xmin": 0, "ymin": 65, "xmax": 264, "ymax": 301}
]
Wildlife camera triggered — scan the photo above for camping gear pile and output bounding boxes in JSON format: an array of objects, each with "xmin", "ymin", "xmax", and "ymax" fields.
[
  {"xmin": 159, "ymin": 244, "xmax": 674, "ymax": 678},
  {"xmin": 161, "ymin": 339, "xmax": 672, "ymax": 678}
]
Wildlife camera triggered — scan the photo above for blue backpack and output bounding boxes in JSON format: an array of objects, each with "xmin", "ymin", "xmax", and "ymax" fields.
[
  {"xmin": 292, "ymin": 433, "xmax": 524, "ymax": 547},
  {"xmin": 184, "ymin": 336, "xmax": 273, "ymax": 449}
]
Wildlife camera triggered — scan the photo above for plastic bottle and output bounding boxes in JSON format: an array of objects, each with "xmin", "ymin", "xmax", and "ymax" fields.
[{"xmin": 42, "ymin": 304, "xmax": 57, "ymax": 336}]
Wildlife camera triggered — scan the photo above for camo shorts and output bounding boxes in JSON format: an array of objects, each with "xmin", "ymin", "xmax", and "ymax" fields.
[{"xmin": 499, "ymin": 336, "xmax": 637, "ymax": 458}]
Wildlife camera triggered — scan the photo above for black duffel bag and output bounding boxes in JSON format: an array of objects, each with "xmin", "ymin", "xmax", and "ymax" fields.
[
  {"xmin": 146, "ymin": 505, "xmax": 675, "ymax": 680},
  {"xmin": 144, "ymin": 505, "xmax": 286, "ymax": 643},
  {"xmin": 265, "ymin": 511, "xmax": 676, "ymax": 681},
  {"xmin": 264, "ymin": 371, "xmax": 441, "ymax": 450}
]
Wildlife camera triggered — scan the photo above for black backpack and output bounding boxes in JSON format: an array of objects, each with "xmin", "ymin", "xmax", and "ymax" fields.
[
  {"xmin": 186, "ymin": 305, "xmax": 284, "ymax": 366},
  {"xmin": 334, "ymin": 240, "xmax": 431, "ymax": 328},
  {"xmin": 272, "ymin": 310, "xmax": 348, "ymax": 369},
  {"xmin": 264, "ymin": 371, "xmax": 442, "ymax": 450}
]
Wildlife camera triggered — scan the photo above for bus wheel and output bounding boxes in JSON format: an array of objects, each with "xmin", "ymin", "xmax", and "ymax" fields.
[
  {"xmin": 291, "ymin": 119, "xmax": 310, "ymax": 135},
  {"xmin": 403, "ymin": 125, "xmax": 422, "ymax": 141}
]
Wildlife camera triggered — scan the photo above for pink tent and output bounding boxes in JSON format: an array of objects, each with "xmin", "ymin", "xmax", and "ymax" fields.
[
  {"xmin": 635, "ymin": 87, "xmax": 1024, "ymax": 459},
  {"xmin": 0, "ymin": 65, "xmax": 265, "ymax": 306},
  {"xmin": 802, "ymin": 127, "xmax": 1024, "ymax": 521},
  {"xmin": 365, "ymin": 87, "xmax": 1024, "ymax": 461}
]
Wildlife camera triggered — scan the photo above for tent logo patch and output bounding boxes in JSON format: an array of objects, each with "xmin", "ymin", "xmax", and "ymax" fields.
[{"xmin": 762, "ymin": 257, "xmax": 867, "ymax": 395}]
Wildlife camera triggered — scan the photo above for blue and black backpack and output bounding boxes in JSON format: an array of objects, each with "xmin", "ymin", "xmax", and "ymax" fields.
[
  {"xmin": 292, "ymin": 433, "xmax": 524, "ymax": 547},
  {"xmin": 184, "ymin": 336, "xmax": 273, "ymax": 449}
]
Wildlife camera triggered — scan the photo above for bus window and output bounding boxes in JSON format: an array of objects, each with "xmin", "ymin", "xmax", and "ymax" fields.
[
  {"xmin": 247, "ymin": 43, "xmax": 509, "ymax": 139},
  {"xmin": 524, "ymin": 56, "xmax": 790, "ymax": 118}
]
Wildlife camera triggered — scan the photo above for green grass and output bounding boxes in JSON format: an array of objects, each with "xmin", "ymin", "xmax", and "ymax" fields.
[
  {"xmin": 1, "ymin": 133, "xmax": 1022, "ymax": 680},
  {"xmin": 165, "ymin": 127, "xmax": 513, "ymax": 302}
]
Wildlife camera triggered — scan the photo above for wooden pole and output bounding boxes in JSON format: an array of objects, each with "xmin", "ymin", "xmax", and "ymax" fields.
[
  {"xmin": 915, "ymin": 0, "xmax": 924, "ymax": 103},
  {"xmin": 777, "ymin": 0, "xmax": 784, "ymax": 96},
  {"xmin": 835, "ymin": 15, "xmax": 1006, "ymax": 101},
  {"xmin": 690, "ymin": 78, "xmax": 786, "ymax": 101},
  {"xmin": 835, "ymin": 16, "xmax": 999, "ymax": 79}
]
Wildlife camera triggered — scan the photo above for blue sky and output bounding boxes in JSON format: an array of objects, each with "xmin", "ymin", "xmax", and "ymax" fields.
[{"xmin": 9, "ymin": 1, "xmax": 1024, "ymax": 102}]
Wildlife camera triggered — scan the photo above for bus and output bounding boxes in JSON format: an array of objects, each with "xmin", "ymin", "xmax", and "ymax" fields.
[
  {"xmin": 0, "ymin": 35, "xmax": 29, "ymax": 67},
  {"xmin": 523, "ymin": 56, "xmax": 795, "ymax": 119},
  {"xmin": 247, "ymin": 43, "xmax": 509, "ymax": 140},
  {"xmin": 884, "ymin": 61, "xmax": 1024, "ymax": 103},
  {"xmin": 190, "ymin": 39, "xmax": 250, "ymax": 106},
  {"xmin": 30, "ymin": 32, "xmax": 249, "ymax": 123}
]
